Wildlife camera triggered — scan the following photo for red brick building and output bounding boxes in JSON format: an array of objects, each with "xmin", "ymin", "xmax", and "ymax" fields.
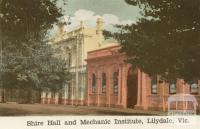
[
  {"xmin": 86, "ymin": 45, "xmax": 200, "ymax": 111},
  {"xmin": 86, "ymin": 45, "xmax": 139, "ymax": 108}
]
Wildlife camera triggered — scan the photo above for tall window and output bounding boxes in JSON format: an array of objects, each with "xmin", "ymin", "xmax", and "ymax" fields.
[
  {"xmin": 151, "ymin": 75, "xmax": 157, "ymax": 94},
  {"xmin": 68, "ymin": 83, "xmax": 72, "ymax": 99},
  {"xmin": 51, "ymin": 92, "xmax": 55, "ymax": 98},
  {"xmin": 92, "ymin": 74, "xmax": 96, "ymax": 93},
  {"xmin": 102, "ymin": 73, "xmax": 106, "ymax": 94},
  {"xmin": 68, "ymin": 53, "xmax": 71, "ymax": 67},
  {"xmin": 113, "ymin": 71, "xmax": 118, "ymax": 95},
  {"xmin": 189, "ymin": 80, "xmax": 199, "ymax": 94},
  {"xmin": 169, "ymin": 82, "xmax": 176, "ymax": 94}
]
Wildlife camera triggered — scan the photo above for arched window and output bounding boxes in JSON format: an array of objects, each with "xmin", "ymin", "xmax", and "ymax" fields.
[
  {"xmin": 113, "ymin": 71, "xmax": 118, "ymax": 95},
  {"xmin": 169, "ymin": 82, "xmax": 176, "ymax": 94},
  {"xmin": 68, "ymin": 53, "xmax": 71, "ymax": 67},
  {"xmin": 151, "ymin": 75, "xmax": 157, "ymax": 94},
  {"xmin": 102, "ymin": 73, "xmax": 106, "ymax": 94},
  {"xmin": 189, "ymin": 80, "xmax": 199, "ymax": 94},
  {"xmin": 92, "ymin": 74, "xmax": 96, "ymax": 93}
]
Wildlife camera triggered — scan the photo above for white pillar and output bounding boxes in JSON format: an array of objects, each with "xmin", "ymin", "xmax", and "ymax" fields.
[
  {"xmin": 64, "ymin": 84, "xmax": 68, "ymax": 105},
  {"xmin": 41, "ymin": 91, "xmax": 46, "ymax": 104},
  {"xmin": 81, "ymin": 35, "xmax": 85, "ymax": 104},
  {"xmin": 81, "ymin": 73, "xmax": 85, "ymax": 104},
  {"xmin": 47, "ymin": 92, "xmax": 51, "ymax": 104},
  {"xmin": 75, "ymin": 36, "xmax": 79, "ymax": 105},
  {"xmin": 55, "ymin": 92, "xmax": 59, "ymax": 104}
]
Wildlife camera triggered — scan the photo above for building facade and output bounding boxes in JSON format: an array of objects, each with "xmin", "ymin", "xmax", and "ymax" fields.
[
  {"xmin": 41, "ymin": 18, "xmax": 118, "ymax": 105},
  {"xmin": 40, "ymin": 18, "xmax": 200, "ymax": 112},
  {"xmin": 86, "ymin": 45, "xmax": 133, "ymax": 108},
  {"xmin": 86, "ymin": 45, "xmax": 200, "ymax": 111}
]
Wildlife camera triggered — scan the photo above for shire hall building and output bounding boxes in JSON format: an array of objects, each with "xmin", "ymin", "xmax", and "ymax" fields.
[{"xmin": 40, "ymin": 18, "xmax": 118, "ymax": 106}]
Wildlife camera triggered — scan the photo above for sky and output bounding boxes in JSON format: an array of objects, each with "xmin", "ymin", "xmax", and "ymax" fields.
[{"xmin": 56, "ymin": 0, "xmax": 142, "ymax": 32}]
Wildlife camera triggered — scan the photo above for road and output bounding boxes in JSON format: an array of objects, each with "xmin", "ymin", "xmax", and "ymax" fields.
[{"xmin": 0, "ymin": 103, "xmax": 165, "ymax": 116}]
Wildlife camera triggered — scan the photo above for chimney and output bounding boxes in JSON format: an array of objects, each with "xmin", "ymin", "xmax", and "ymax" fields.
[
  {"xmin": 80, "ymin": 21, "xmax": 84, "ymax": 28},
  {"xmin": 57, "ymin": 22, "xmax": 65, "ymax": 36},
  {"xmin": 96, "ymin": 18, "xmax": 104, "ymax": 35},
  {"xmin": 96, "ymin": 18, "xmax": 104, "ymax": 46}
]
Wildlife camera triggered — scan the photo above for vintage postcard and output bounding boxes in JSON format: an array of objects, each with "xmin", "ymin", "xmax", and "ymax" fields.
[{"xmin": 0, "ymin": 0, "xmax": 199, "ymax": 129}]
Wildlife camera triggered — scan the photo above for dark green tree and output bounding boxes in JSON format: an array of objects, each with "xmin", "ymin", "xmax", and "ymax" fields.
[
  {"xmin": 0, "ymin": 0, "xmax": 70, "ymax": 103},
  {"xmin": 114, "ymin": 0, "xmax": 200, "ymax": 81}
]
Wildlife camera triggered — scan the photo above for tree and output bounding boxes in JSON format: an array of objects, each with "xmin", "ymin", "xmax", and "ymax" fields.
[
  {"xmin": 0, "ymin": 0, "xmax": 70, "ymax": 102},
  {"xmin": 114, "ymin": 0, "xmax": 200, "ymax": 81}
]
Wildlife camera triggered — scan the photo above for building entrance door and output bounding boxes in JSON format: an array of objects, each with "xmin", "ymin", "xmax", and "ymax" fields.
[{"xmin": 127, "ymin": 69, "xmax": 138, "ymax": 108}]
